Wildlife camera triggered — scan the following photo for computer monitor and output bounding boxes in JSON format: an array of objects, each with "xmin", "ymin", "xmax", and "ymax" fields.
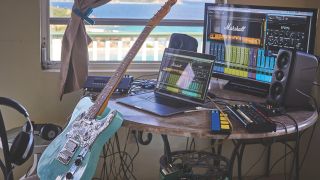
[{"xmin": 203, "ymin": 3, "xmax": 318, "ymax": 96}]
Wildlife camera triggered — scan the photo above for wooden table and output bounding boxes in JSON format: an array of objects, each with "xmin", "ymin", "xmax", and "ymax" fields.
[{"xmin": 107, "ymin": 81, "xmax": 318, "ymax": 179}]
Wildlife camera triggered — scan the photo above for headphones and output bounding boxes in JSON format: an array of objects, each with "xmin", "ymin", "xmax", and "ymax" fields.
[
  {"xmin": 24, "ymin": 122, "xmax": 62, "ymax": 141},
  {"xmin": 0, "ymin": 97, "xmax": 34, "ymax": 166}
]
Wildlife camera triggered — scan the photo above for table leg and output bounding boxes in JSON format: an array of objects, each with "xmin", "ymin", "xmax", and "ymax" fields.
[
  {"xmin": 161, "ymin": 134, "xmax": 172, "ymax": 165},
  {"xmin": 265, "ymin": 144, "xmax": 272, "ymax": 177},
  {"xmin": 211, "ymin": 140, "xmax": 224, "ymax": 168},
  {"xmin": 237, "ymin": 144, "xmax": 246, "ymax": 180},
  {"xmin": 229, "ymin": 140, "xmax": 242, "ymax": 180},
  {"xmin": 295, "ymin": 137, "xmax": 300, "ymax": 180}
]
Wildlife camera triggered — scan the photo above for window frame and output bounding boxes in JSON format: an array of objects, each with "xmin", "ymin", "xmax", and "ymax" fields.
[{"xmin": 40, "ymin": 0, "xmax": 206, "ymax": 72}]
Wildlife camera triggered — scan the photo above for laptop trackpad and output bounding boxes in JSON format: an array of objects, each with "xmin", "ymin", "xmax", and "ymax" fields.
[{"xmin": 134, "ymin": 101, "xmax": 191, "ymax": 116}]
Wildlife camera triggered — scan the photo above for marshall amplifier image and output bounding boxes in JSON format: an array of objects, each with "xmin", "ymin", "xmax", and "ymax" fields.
[{"xmin": 207, "ymin": 11, "xmax": 265, "ymax": 46}]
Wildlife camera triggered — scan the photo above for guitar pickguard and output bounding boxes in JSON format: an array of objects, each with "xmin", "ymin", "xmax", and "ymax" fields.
[
  {"xmin": 57, "ymin": 138, "xmax": 79, "ymax": 165},
  {"xmin": 57, "ymin": 110, "xmax": 117, "ymax": 165}
]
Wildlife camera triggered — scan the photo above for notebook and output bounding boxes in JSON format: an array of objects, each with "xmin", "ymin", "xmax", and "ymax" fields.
[{"xmin": 116, "ymin": 48, "xmax": 215, "ymax": 116}]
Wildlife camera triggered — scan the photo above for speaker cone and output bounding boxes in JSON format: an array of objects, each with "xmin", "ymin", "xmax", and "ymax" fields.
[
  {"xmin": 277, "ymin": 52, "xmax": 290, "ymax": 69},
  {"xmin": 275, "ymin": 70, "xmax": 285, "ymax": 81},
  {"xmin": 270, "ymin": 82, "xmax": 283, "ymax": 100}
]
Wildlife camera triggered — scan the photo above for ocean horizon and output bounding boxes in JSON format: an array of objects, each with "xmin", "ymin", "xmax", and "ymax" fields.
[{"xmin": 51, "ymin": 2, "xmax": 206, "ymax": 20}]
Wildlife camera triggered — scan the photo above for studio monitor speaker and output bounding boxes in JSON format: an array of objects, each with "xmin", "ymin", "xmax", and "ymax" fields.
[
  {"xmin": 267, "ymin": 49, "xmax": 318, "ymax": 109},
  {"xmin": 168, "ymin": 33, "xmax": 198, "ymax": 52}
]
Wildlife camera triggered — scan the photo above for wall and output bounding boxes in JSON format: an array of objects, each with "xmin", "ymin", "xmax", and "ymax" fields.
[
  {"xmin": 0, "ymin": 0, "xmax": 319, "ymax": 179},
  {"xmin": 0, "ymin": 0, "xmax": 80, "ymax": 178}
]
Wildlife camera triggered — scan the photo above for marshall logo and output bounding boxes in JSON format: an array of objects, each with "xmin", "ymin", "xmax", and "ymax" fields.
[
  {"xmin": 224, "ymin": 23, "xmax": 246, "ymax": 32},
  {"xmin": 281, "ymin": 26, "xmax": 290, "ymax": 30}
]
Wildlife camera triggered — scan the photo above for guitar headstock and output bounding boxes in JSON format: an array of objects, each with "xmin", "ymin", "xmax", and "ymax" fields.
[{"xmin": 148, "ymin": 0, "xmax": 177, "ymax": 26}]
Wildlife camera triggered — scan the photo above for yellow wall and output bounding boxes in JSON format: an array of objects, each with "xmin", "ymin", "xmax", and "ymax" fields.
[
  {"xmin": 0, "ymin": 0, "xmax": 80, "ymax": 178},
  {"xmin": 0, "ymin": 0, "xmax": 319, "ymax": 179}
]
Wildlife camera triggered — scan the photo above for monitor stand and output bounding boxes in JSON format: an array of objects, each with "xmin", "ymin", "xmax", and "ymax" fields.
[{"xmin": 223, "ymin": 80, "xmax": 269, "ymax": 97}]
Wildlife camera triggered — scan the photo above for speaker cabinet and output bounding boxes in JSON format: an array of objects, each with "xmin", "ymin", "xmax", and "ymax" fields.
[
  {"xmin": 168, "ymin": 33, "xmax": 198, "ymax": 52},
  {"xmin": 267, "ymin": 49, "xmax": 318, "ymax": 109}
]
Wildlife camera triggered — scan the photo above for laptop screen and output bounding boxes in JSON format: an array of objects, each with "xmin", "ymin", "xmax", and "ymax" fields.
[{"xmin": 155, "ymin": 48, "xmax": 215, "ymax": 104}]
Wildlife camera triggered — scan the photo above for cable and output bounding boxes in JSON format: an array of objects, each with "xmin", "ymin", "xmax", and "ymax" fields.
[
  {"xmin": 0, "ymin": 159, "xmax": 6, "ymax": 179},
  {"xmin": 294, "ymin": 88, "xmax": 319, "ymax": 171},
  {"xmin": 269, "ymin": 149, "xmax": 293, "ymax": 173},
  {"xmin": 186, "ymin": 137, "xmax": 189, "ymax": 151},
  {"xmin": 189, "ymin": 138, "xmax": 195, "ymax": 151},
  {"xmin": 299, "ymin": 122, "xmax": 317, "ymax": 169},
  {"xmin": 6, "ymin": 168, "xmax": 13, "ymax": 180},
  {"xmin": 274, "ymin": 120, "xmax": 288, "ymax": 180},
  {"xmin": 133, "ymin": 73, "xmax": 158, "ymax": 81},
  {"xmin": 137, "ymin": 131, "xmax": 152, "ymax": 145},
  {"xmin": 118, "ymin": 129, "xmax": 133, "ymax": 179},
  {"xmin": 122, "ymin": 129, "xmax": 139, "ymax": 180},
  {"xmin": 243, "ymin": 146, "xmax": 268, "ymax": 177},
  {"xmin": 283, "ymin": 113, "xmax": 299, "ymax": 180},
  {"xmin": 96, "ymin": 128, "xmax": 140, "ymax": 180},
  {"xmin": 295, "ymin": 89, "xmax": 319, "ymax": 113},
  {"xmin": 270, "ymin": 120, "xmax": 289, "ymax": 179},
  {"xmin": 210, "ymin": 93, "xmax": 252, "ymax": 104}
]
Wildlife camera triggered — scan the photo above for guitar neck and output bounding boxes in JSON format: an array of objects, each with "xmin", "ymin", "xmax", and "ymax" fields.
[
  {"xmin": 87, "ymin": 28, "xmax": 153, "ymax": 118},
  {"xmin": 85, "ymin": 0, "xmax": 177, "ymax": 119}
]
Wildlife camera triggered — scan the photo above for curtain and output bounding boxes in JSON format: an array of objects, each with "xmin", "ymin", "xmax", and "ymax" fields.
[{"xmin": 59, "ymin": 0, "xmax": 111, "ymax": 100}]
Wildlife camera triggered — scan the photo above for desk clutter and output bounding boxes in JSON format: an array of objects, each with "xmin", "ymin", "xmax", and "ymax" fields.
[
  {"xmin": 211, "ymin": 109, "xmax": 232, "ymax": 134},
  {"xmin": 226, "ymin": 104, "xmax": 276, "ymax": 133}
]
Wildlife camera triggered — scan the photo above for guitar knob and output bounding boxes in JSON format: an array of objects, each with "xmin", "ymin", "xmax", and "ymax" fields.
[
  {"xmin": 75, "ymin": 158, "xmax": 82, "ymax": 166},
  {"xmin": 66, "ymin": 172, "xmax": 73, "ymax": 179}
]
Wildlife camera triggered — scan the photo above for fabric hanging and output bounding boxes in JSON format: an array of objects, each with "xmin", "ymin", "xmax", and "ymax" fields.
[{"xmin": 59, "ymin": 0, "xmax": 111, "ymax": 100}]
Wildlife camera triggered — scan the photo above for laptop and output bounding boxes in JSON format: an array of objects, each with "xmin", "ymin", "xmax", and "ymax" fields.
[{"xmin": 117, "ymin": 48, "xmax": 215, "ymax": 116}]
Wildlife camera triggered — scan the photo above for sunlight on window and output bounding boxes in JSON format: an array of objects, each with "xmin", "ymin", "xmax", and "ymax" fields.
[{"xmin": 48, "ymin": 0, "xmax": 212, "ymax": 62}]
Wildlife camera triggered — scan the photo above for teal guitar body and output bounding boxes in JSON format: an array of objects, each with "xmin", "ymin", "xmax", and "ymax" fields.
[{"xmin": 37, "ymin": 97, "xmax": 123, "ymax": 180}]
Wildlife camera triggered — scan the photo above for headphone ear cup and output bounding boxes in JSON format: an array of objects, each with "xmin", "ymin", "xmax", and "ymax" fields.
[
  {"xmin": 40, "ymin": 124, "xmax": 62, "ymax": 141},
  {"xmin": 9, "ymin": 131, "xmax": 34, "ymax": 165}
]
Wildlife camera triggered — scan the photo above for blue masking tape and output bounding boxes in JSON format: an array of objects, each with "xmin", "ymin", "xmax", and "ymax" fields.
[
  {"xmin": 211, "ymin": 110, "xmax": 220, "ymax": 131},
  {"xmin": 73, "ymin": 7, "xmax": 95, "ymax": 25}
]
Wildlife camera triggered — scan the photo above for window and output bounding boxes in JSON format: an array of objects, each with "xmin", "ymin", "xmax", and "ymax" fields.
[{"xmin": 41, "ymin": 0, "xmax": 214, "ymax": 71}]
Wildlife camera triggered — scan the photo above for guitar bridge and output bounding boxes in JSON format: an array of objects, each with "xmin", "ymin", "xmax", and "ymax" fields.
[{"xmin": 57, "ymin": 138, "xmax": 79, "ymax": 165}]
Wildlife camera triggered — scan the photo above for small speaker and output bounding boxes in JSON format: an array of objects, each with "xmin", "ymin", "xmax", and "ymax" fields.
[
  {"xmin": 168, "ymin": 33, "xmax": 198, "ymax": 52},
  {"xmin": 267, "ymin": 49, "xmax": 318, "ymax": 109}
]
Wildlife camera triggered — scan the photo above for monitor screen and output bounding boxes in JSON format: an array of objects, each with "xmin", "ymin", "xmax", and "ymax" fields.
[
  {"xmin": 155, "ymin": 48, "xmax": 214, "ymax": 104},
  {"xmin": 203, "ymin": 4, "xmax": 317, "ymax": 85}
]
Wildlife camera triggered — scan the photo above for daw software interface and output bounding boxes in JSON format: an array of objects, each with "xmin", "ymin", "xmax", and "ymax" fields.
[
  {"xmin": 203, "ymin": 4, "xmax": 317, "ymax": 85},
  {"xmin": 156, "ymin": 48, "xmax": 214, "ymax": 104}
]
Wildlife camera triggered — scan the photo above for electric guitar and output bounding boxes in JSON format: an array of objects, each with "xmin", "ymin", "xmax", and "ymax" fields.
[{"xmin": 37, "ymin": 1, "xmax": 177, "ymax": 179}]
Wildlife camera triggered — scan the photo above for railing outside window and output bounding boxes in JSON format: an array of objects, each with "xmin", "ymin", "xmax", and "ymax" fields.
[{"xmin": 41, "ymin": 0, "xmax": 213, "ymax": 70}]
